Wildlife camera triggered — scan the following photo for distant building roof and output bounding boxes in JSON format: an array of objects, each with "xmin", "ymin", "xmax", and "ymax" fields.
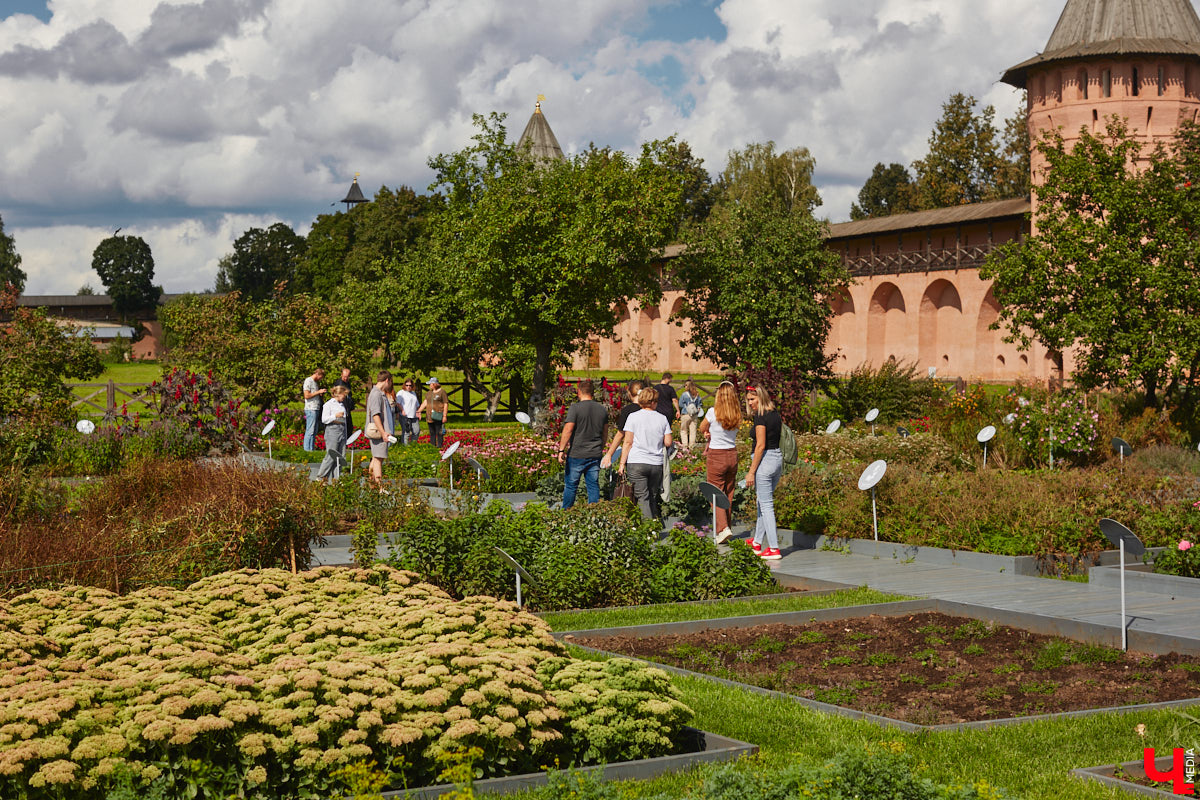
[
  {"xmin": 1002, "ymin": 0, "xmax": 1200, "ymax": 87},
  {"xmin": 518, "ymin": 100, "xmax": 565, "ymax": 162},
  {"xmin": 826, "ymin": 198, "xmax": 1030, "ymax": 240},
  {"xmin": 341, "ymin": 176, "xmax": 368, "ymax": 207}
]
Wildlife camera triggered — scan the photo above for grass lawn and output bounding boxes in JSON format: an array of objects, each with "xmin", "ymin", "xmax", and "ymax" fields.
[
  {"xmin": 541, "ymin": 587, "xmax": 907, "ymax": 631},
  {"xmin": 96, "ymin": 361, "xmax": 166, "ymax": 386},
  {"xmin": 536, "ymin": 596, "xmax": 1197, "ymax": 800}
]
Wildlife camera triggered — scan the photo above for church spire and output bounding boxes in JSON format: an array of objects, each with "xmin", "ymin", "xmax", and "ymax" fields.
[{"xmin": 517, "ymin": 95, "xmax": 564, "ymax": 162}]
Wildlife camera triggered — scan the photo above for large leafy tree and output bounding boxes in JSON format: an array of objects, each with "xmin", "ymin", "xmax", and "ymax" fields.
[
  {"xmin": 717, "ymin": 141, "xmax": 820, "ymax": 213},
  {"xmin": 217, "ymin": 223, "xmax": 306, "ymax": 301},
  {"xmin": 159, "ymin": 289, "xmax": 367, "ymax": 413},
  {"xmin": 674, "ymin": 191, "xmax": 848, "ymax": 376},
  {"xmin": 90, "ymin": 235, "xmax": 162, "ymax": 322},
  {"xmin": 981, "ymin": 117, "xmax": 1200, "ymax": 409},
  {"xmin": 912, "ymin": 93, "xmax": 1005, "ymax": 208},
  {"xmin": 422, "ymin": 113, "xmax": 686, "ymax": 408},
  {"xmin": 296, "ymin": 185, "xmax": 442, "ymax": 298},
  {"xmin": 850, "ymin": 162, "xmax": 916, "ymax": 220},
  {"xmin": 0, "ymin": 286, "xmax": 101, "ymax": 420},
  {"xmin": 0, "ymin": 215, "xmax": 25, "ymax": 294}
]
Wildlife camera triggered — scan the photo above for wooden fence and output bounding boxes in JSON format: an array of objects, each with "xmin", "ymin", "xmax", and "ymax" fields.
[{"xmin": 69, "ymin": 382, "xmax": 155, "ymax": 416}]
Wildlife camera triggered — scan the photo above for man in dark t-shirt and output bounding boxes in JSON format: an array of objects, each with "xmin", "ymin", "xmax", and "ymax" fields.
[
  {"xmin": 557, "ymin": 380, "xmax": 610, "ymax": 508},
  {"xmin": 654, "ymin": 372, "xmax": 679, "ymax": 421},
  {"xmin": 332, "ymin": 367, "xmax": 357, "ymax": 431}
]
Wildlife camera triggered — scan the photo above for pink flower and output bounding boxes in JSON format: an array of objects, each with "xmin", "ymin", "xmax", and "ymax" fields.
[{"xmin": 1179, "ymin": 540, "xmax": 1194, "ymax": 551}]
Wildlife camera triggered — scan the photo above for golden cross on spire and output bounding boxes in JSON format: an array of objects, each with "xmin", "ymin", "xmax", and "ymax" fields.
[{"xmin": 536, "ymin": 94, "xmax": 546, "ymax": 112}]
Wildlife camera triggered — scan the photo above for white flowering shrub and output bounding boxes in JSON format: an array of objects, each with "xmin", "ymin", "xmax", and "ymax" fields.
[{"xmin": 0, "ymin": 566, "xmax": 691, "ymax": 799}]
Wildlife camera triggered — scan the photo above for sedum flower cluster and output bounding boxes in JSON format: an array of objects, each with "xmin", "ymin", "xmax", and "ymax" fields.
[{"xmin": 0, "ymin": 566, "xmax": 691, "ymax": 799}]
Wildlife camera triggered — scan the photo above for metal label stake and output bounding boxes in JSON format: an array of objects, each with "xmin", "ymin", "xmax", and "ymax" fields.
[{"xmin": 1098, "ymin": 518, "xmax": 1146, "ymax": 651}]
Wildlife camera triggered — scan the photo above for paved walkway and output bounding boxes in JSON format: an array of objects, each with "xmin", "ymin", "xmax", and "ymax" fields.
[{"xmin": 768, "ymin": 544, "xmax": 1200, "ymax": 646}]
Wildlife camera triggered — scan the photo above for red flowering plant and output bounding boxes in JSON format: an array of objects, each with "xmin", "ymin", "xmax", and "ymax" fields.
[{"xmin": 146, "ymin": 368, "xmax": 248, "ymax": 452}]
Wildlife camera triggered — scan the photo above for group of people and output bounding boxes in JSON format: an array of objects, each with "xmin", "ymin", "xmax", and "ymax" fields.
[
  {"xmin": 559, "ymin": 372, "xmax": 784, "ymax": 561},
  {"xmin": 302, "ymin": 368, "xmax": 451, "ymax": 485}
]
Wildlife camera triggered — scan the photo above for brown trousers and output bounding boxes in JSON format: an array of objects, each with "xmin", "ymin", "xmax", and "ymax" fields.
[{"xmin": 705, "ymin": 447, "xmax": 739, "ymax": 533}]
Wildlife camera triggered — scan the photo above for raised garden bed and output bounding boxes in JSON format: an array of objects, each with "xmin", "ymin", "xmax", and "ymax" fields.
[
  {"xmin": 1072, "ymin": 753, "xmax": 1195, "ymax": 797},
  {"xmin": 559, "ymin": 599, "xmax": 1200, "ymax": 732},
  {"xmin": 389, "ymin": 727, "xmax": 757, "ymax": 800},
  {"xmin": 1091, "ymin": 562, "xmax": 1200, "ymax": 600}
]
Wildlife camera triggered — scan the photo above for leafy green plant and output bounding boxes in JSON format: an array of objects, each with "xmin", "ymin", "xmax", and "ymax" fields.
[
  {"xmin": 1152, "ymin": 537, "xmax": 1200, "ymax": 579},
  {"xmin": 350, "ymin": 520, "xmax": 379, "ymax": 568}
]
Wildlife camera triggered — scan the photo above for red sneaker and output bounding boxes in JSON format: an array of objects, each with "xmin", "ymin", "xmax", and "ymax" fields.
[
  {"xmin": 745, "ymin": 538, "xmax": 762, "ymax": 554},
  {"xmin": 759, "ymin": 548, "xmax": 782, "ymax": 561}
]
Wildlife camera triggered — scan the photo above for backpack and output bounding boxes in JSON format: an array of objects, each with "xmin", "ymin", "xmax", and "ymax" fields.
[{"xmin": 779, "ymin": 423, "xmax": 799, "ymax": 472}]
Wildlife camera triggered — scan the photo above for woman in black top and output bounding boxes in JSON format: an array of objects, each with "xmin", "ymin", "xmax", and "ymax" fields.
[{"xmin": 744, "ymin": 386, "xmax": 784, "ymax": 560}]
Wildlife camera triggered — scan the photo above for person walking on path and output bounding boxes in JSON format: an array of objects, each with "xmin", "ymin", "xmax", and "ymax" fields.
[
  {"xmin": 418, "ymin": 377, "xmax": 449, "ymax": 448},
  {"xmin": 679, "ymin": 378, "xmax": 704, "ymax": 451},
  {"xmin": 557, "ymin": 379, "xmax": 609, "ymax": 508},
  {"xmin": 618, "ymin": 387, "xmax": 673, "ymax": 521},
  {"xmin": 332, "ymin": 368, "xmax": 357, "ymax": 431},
  {"xmin": 601, "ymin": 379, "xmax": 644, "ymax": 468},
  {"xmin": 396, "ymin": 378, "xmax": 420, "ymax": 444},
  {"xmin": 745, "ymin": 385, "xmax": 783, "ymax": 560},
  {"xmin": 315, "ymin": 385, "xmax": 350, "ymax": 484},
  {"xmin": 302, "ymin": 368, "xmax": 326, "ymax": 451},
  {"xmin": 699, "ymin": 381, "xmax": 741, "ymax": 543},
  {"xmin": 654, "ymin": 373, "xmax": 680, "ymax": 502},
  {"xmin": 365, "ymin": 370, "xmax": 395, "ymax": 488}
]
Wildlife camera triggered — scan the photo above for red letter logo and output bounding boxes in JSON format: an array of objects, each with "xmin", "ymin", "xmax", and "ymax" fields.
[{"xmin": 1145, "ymin": 748, "xmax": 1196, "ymax": 795}]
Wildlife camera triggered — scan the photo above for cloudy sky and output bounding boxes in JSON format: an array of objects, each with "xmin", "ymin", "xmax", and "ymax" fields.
[{"xmin": 0, "ymin": 0, "xmax": 1066, "ymax": 295}]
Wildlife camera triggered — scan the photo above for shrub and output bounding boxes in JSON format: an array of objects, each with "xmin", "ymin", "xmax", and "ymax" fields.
[
  {"xmin": 1010, "ymin": 392, "xmax": 1099, "ymax": 466},
  {"xmin": 0, "ymin": 459, "xmax": 323, "ymax": 594},
  {"xmin": 384, "ymin": 501, "xmax": 776, "ymax": 610},
  {"xmin": 1152, "ymin": 537, "xmax": 1200, "ymax": 579},
  {"xmin": 828, "ymin": 360, "xmax": 945, "ymax": 424},
  {"xmin": 451, "ymin": 432, "xmax": 559, "ymax": 493},
  {"xmin": 145, "ymin": 368, "xmax": 247, "ymax": 452},
  {"xmin": 0, "ymin": 566, "xmax": 693, "ymax": 799}
]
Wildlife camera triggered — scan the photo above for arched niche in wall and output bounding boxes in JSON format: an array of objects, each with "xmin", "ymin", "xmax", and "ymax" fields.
[
  {"xmin": 828, "ymin": 287, "xmax": 855, "ymax": 364},
  {"xmin": 918, "ymin": 279, "xmax": 963, "ymax": 374},
  {"xmin": 667, "ymin": 296, "xmax": 687, "ymax": 372},
  {"xmin": 866, "ymin": 282, "xmax": 905, "ymax": 368},
  {"xmin": 974, "ymin": 289, "xmax": 1003, "ymax": 379}
]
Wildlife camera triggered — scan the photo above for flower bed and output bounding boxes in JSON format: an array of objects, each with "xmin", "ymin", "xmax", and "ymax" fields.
[{"xmin": 0, "ymin": 566, "xmax": 692, "ymax": 799}]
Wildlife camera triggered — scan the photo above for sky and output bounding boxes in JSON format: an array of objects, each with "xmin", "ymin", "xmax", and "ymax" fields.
[{"xmin": 0, "ymin": 0, "xmax": 1068, "ymax": 295}]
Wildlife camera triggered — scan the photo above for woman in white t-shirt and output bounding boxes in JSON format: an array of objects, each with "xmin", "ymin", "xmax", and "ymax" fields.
[
  {"xmin": 618, "ymin": 387, "xmax": 673, "ymax": 520},
  {"xmin": 698, "ymin": 381, "xmax": 742, "ymax": 543}
]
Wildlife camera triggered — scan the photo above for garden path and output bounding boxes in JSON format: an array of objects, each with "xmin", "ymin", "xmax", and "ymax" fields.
[{"xmin": 768, "ymin": 545, "xmax": 1200, "ymax": 649}]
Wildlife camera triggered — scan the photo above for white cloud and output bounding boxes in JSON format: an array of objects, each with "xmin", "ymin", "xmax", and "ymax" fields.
[{"xmin": 0, "ymin": 0, "xmax": 1067, "ymax": 293}]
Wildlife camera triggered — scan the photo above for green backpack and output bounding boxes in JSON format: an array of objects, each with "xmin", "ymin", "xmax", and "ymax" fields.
[{"xmin": 779, "ymin": 423, "xmax": 799, "ymax": 472}]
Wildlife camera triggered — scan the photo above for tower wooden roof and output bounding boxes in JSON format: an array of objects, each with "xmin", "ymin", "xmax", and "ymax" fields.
[
  {"xmin": 517, "ymin": 100, "xmax": 564, "ymax": 162},
  {"xmin": 1002, "ymin": 0, "xmax": 1200, "ymax": 87}
]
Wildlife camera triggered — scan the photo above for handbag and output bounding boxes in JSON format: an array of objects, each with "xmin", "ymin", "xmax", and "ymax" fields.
[
  {"xmin": 612, "ymin": 475, "xmax": 634, "ymax": 501},
  {"xmin": 431, "ymin": 410, "xmax": 444, "ymax": 422},
  {"xmin": 365, "ymin": 422, "xmax": 382, "ymax": 439}
]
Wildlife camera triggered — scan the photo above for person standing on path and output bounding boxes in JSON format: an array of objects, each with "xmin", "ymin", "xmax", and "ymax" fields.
[
  {"xmin": 396, "ymin": 378, "xmax": 420, "ymax": 444},
  {"xmin": 601, "ymin": 379, "xmax": 644, "ymax": 468},
  {"xmin": 745, "ymin": 386, "xmax": 783, "ymax": 561},
  {"xmin": 365, "ymin": 370, "xmax": 395, "ymax": 488},
  {"xmin": 679, "ymin": 378, "xmax": 704, "ymax": 451},
  {"xmin": 302, "ymin": 368, "xmax": 326, "ymax": 451},
  {"xmin": 418, "ymin": 377, "xmax": 449, "ymax": 447},
  {"xmin": 654, "ymin": 373, "xmax": 680, "ymax": 503},
  {"xmin": 332, "ymin": 368, "xmax": 357, "ymax": 431},
  {"xmin": 557, "ymin": 379, "xmax": 609, "ymax": 508},
  {"xmin": 699, "ymin": 381, "xmax": 741, "ymax": 543},
  {"xmin": 618, "ymin": 387, "xmax": 673, "ymax": 521},
  {"xmin": 315, "ymin": 385, "xmax": 350, "ymax": 484}
]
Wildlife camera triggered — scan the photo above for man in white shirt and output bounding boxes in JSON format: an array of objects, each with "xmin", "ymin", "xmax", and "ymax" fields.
[
  {"xmin": 396, "ymin": 378, "xmax": 420, "ymax": 444},
  {"xmin": 302, "ymin": 368, "xmax": 325, "ymax": 451}
]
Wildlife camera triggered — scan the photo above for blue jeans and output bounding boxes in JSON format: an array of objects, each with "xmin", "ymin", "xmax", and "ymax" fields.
[
  {"xmin": 563, "ymin": 456, "xmax": 601, "ymax": 508},
  {"xmin": 303, "ymin": 409, "xmax": 319, "ymax": 451},
  {"xmin": 753, "ymin": 449, "xmax": 783, "ymax": 550}
]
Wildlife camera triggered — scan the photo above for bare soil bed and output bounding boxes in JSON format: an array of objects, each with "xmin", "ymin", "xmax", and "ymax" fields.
[{"xmin": 575, "ymin": 612, "xmax": 1200, "ymax": 725}]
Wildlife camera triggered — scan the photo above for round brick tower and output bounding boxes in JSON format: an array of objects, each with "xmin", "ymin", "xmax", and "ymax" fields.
[{"xmin": 1002, "ymin": 0, "xmax": 1200, "ymax": 182}]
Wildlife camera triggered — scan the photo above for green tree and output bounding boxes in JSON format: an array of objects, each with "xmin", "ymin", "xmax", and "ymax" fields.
[
  {"xmin": 220, "ymin": 223, "xmax": 306, "ymax": 301},
  {"xmin": 0, "ymin": 286, "xmax": 102, "ymax": 420},
  {"xmin": 296, "ymin": 185, "xmax": 442, "ymax": 298},
  {"xmin": 160, "ymin": 289, "xmax": 367, "ymax": 413},
  {"xmin": 422, "ymin": 113, "xmax": 686, "ymax": 408},
  {"xmin": 995, "ymin": 97, "xmax": 1032, "ymax": 199},
  {"xmin": 0, "ymin": 215, "xmax": 24, "ymax": 293},
  {"xmin": 674, "ymin": 193, "xmax": 848, "ymax": 375},
  {"xmin": 653, "ymin": 138, "xmax": 718, "ymax": 231},
  {"xmin": 981, "ymin": 117, "xmax": 1200, "ymax": 409},
  {"xmin": 912, "ymin": 93, "xmax": 1008, "ymax": 208},
  {"xmin": 717, "ymin": 141, "xmax": 820, "ymax": 213},
  {"xmin": 850, "ymin": 162, "xmax": 916, "ymax": 220},
  {"xmin": 90, "ymin": 235, "xmax": 163, "ymax": 325}
]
